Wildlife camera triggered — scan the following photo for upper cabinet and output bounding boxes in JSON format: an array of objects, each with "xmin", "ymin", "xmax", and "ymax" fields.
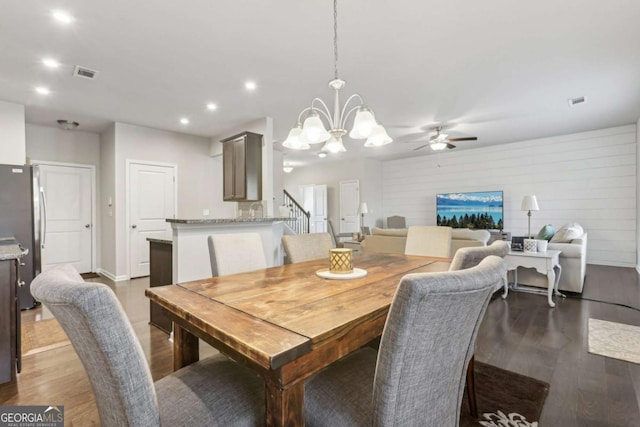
[{"xmin": 221, "ymin": 131, "xmax": 262, "ymax": 202}]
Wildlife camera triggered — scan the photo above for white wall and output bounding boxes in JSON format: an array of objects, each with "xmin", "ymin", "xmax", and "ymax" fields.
[
  {"xmin": 383, "ymin": 125, "xmax": 637, "ymax": 267},
  {"xmin": 0, "ymin": 100, "xmax": 25, "ymax": 165},
  {"xmin": 283, "ymin": 158, "xmax": 384, "ymax": 232},
  {"xmin": 636, "ymin": 117, "xmax": 640, "ymax": 271},
  {"xmin": 100, "ymin": 124, "xmax": 116, "ymax": 277}
]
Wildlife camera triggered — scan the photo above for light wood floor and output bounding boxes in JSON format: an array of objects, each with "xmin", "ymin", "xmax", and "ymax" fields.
[{"xmin": 1, "ymin": 265, "xmax": 639, "ymax": 426}]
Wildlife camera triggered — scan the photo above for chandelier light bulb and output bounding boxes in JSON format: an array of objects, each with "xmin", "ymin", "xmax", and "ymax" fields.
[{"xmin": 349, "ymin": 107, "xmax": 377, "ymax": 139}]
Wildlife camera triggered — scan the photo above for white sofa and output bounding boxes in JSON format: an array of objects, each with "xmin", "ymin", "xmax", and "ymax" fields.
[
  {"xmin": 360, "ymin": 227, "xmax": 490, "ymax": 256},
  {"xmin": 514, "ymin": 226, "xmax": 587, "ymax": 293}
]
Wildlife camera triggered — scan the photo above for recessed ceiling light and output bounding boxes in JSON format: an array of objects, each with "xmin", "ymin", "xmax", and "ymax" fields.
[
  {"xmin": 283, "ymin": 166, "xmax": 293, "ymax": 173},
  {"xmin": 52, "ymin": 10, "xmax": 74, "ymax": 24},
  {"xmin": 245, "ymin": 81, "xmax": 257, "ymax": 91},
  {"xmin": 180, "ymin": 118, "xmax": 189, "ymax": 125},
  {"xmin": 35, "ymin": 87, "xmax": 50, "ymax": 95},
  {"xmin": 318, "ymin": 152, "xmax": 327, "ymax": 158},
  {"xmin": 206, "ymin": 103, "xmax": 218, "ymax": 111},
  {"xmin": 42, "ymin": 58, "xmax": 60, "ymax": 68}
]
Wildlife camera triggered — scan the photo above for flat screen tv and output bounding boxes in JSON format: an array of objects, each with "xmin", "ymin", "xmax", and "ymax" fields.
[{"xmin": 436, "ymin": 191, "xmax": 503, "ymax": 230}]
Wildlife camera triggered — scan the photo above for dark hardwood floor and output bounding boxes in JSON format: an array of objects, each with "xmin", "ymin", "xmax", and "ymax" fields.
[{"xmin": 1, "ymin": 264, "xmax": 639, "ymax": 426}]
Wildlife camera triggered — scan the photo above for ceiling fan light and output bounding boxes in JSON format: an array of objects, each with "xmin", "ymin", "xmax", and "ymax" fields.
[
  {"xmin": 282, "ymin": 125, "xmax": 310, "ymax": 150},
  {"xmin": 364, "ymin": 124, "xmax": 392, "ymax": 147},
  {"xmin": 301, "ymin": 111, "xmax": 330, "ymax": 144},
  {"xmin": 321, "ymin": 136, "xmax": 347, "ymax": 153},
  {"xmin": 349, "ymin": 106, "xmax": 376, "ymax": 139},
  {"xmin": 430, "ymin": 141, "xmax": 447, "ymax": 151}
]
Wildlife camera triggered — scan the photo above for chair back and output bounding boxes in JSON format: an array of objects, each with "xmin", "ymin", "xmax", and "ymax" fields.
[
  {"xmin": 282, "ymin": 232, "xmax": 333, "ymax": 263},
  {"xmin": 404, "ymin": 225, "xmax": 452, "ymax": 257},
  {"xmin": 386, "ymin": 216, "xmax": 406, "ymax": 229},
  {"xmin": 449, "ymin": 240, "xmax": 510, "ymax": 271},
  {"xmin": 208, "ymin": 233, "xmax": 267, "ymax": 276},
  {"xmin": 372, "ymin": 256, "xmax": 506, "ymax": 426},
  {"xmin": 30, "ymin": 264, "xmax": 160, "ymax": 427}
]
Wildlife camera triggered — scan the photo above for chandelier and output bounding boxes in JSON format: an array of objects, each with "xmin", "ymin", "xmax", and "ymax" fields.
[{"xmin": 282, "ymin": 0, "xmax": 392, "ymax": 153}]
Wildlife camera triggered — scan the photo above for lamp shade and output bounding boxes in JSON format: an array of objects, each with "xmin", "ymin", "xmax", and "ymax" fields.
[
  {"xmin": 321, "ymin": 136, "xmax": 347, "ymax": 153},
  {"xmin": 430, "ymin": 141, "xmax": 447, "ymax": 151},
  {"xmin": 348, "ymin": 106, "xmax": 376, "ymax": 139},
  {"xmin": 521, "ymin": 195, "xmax": 539, "ymax": 211},
  {"xmin": 359, "ymin": 202, "xmax": 369, "ymax": 214},
  {"xmin": 364, "ymin": 124, "xmax": 392, "ymax": 147},
  {"xmin": 282, "ymin": 124, "xmax": 310, "ymax": 150},
  {"xmin": 301, "ymin": 111, "xmax": 330, "ymax": 144}
]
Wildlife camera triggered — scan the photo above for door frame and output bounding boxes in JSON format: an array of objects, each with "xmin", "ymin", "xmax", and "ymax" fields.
[
  {"xmin": 125, "ymin": 159, "xmax": 178, "ymax": 279},
  {"xmin": 32, "ymin": 160, "xmax": 97, "ymax": 273}
]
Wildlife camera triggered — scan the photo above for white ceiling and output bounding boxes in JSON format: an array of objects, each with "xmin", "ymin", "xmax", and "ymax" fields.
[{"xmin": 2, "ymin": 0, "xmax": 639, "ymax": 166}]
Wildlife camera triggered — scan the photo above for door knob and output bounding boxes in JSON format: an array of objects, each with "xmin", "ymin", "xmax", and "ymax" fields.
[
  {"xmin": 85, "ymin": 224, "xmax": 91, "ymax": 228},
  {"xmin": 131, "ymin": 224, "xmax": 137, "ymax": 229}
]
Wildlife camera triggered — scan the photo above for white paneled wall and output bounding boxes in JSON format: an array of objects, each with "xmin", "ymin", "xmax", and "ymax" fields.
[{"xmin": 382, "ymin": 125, "xmax": 637, "ymax": 267}]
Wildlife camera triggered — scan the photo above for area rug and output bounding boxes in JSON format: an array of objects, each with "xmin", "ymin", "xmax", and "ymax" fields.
[
  {"xmin": 588, "ymin": 318, "xmax": 640, "ymax": 364},
  {"xmin": 460, "ymin": 362, "xmax": 550, "ymax": 427},
  {"xmin": 22, "ymin": 318, "xmax": 71, "ymax": 357},
  {"xmin": 80, "ymin": 272, "xmax": 100, "ymax": 279}
]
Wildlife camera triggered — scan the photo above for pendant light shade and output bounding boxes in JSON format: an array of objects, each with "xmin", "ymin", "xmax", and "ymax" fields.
[
  {"xmin": 348, "ymin": 107, "xmax": 377, "ymax": 139},
  {"xmin": 321, "ymin": 136, "xmax": 347, "ymax": 153},
  {"xmin": 301, "ymin": 111, "xmax": 330, "ymax": 144},
  {"xmin": 430, "ymin": 141, "xmax": 447, "ymax": 151},
  {"xmin": 282, "ymin": 124, "xmax": 310, "ymax": 150},
  {"xmin": 364, "ymin": 124, "xmax": 393, "ymax": 147}
]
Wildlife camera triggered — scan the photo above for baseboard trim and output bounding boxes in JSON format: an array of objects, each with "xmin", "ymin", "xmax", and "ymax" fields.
[{"xmin": 96, "ymin": 268, "xmax": 129, "ymax": 282}]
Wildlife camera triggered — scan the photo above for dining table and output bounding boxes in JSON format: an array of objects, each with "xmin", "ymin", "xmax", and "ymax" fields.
[{"xmin": 146, "ymin": 252, "xmax": 451, "ymax": 426}]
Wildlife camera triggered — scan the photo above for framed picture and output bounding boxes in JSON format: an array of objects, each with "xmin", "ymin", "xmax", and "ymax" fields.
[{"xmin": 360, "ymin": 226, "xmax": 371, "ymax": 236}]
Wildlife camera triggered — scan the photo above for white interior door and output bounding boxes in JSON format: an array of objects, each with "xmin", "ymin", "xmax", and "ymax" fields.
[
  {"xmin": 39, "ymin": 164, "xmax": 93, "ymax": 273},
  {"xmin": 313, "ymin": 185, "xmax": 328, "ymax": 232},
  {"xmin": 129, "ymin": 162, "xmax": 176, "ymax": 278},
  {"xmin": 340, "ymin": 179, "xmax": 360, "ymax": 234}
]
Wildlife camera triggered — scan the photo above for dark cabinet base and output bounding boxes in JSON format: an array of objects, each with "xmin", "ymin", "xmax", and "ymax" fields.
[{"xmin": 148, "ymin": 241, "xmax": 173, "ymax": 334}]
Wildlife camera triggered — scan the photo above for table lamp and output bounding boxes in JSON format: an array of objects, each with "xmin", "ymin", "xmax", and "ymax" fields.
[
  {"xmin": 359, "ymin": 202, "xmax": 368, "ymax": 227},
  {"xmin": 521, "ymin": 195, "xmax": 539, "ymax": 238}
]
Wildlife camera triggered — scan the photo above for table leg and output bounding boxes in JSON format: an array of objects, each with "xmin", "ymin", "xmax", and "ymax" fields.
[
  {"xmin": 546, "ymin": 268, "xmax": 556, "ymax": 308},
  {"xmin": 173, "ymin": 324, "xmax": 199, "ymax": 370},
  {"xmin": 265, "ymin": 379, "xmax": 304, "ymax": 427},
  {"xmin": 554, "ymin": 264, "xmax": 566, "ymax": 298}
]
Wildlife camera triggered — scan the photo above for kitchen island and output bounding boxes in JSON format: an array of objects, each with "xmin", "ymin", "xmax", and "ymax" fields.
[{"xmin": 167, "ymin": 217, "xmax": 292, "ymax": 283}]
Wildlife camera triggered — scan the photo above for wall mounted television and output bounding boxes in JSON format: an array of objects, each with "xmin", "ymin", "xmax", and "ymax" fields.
[{"xmin": 436, "ymin": 191, "xmax": 503, "ymax": 230}]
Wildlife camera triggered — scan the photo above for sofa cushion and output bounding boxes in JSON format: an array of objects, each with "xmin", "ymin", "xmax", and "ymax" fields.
[
  {"xmin": 536, "ymin": 224, "xmax": 555, "ymax": 241},
  {"xmin": 372, "ymin": 227, "xmax": 408, "ymax": 237},
  {"xmin": 550, "ymin": 222, "xmax": 583, "ymax": 243},
  {"xmin": 451, "ymin": 229, "xmax": 490, "ymax": 243}
]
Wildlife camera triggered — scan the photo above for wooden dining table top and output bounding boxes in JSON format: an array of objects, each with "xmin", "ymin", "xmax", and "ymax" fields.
[{"xmin": 146, "ymin": 252, "xmax": 451, "ymax": 372}]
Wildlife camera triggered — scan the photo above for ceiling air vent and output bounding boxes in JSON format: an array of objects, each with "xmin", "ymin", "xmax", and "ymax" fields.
[
  {"xmin": 73, "ymin": 65, "xmax": 99, "ymax": 80},
  {"xmin": 567, "ymin": 96, "xmax": 587, "ymax": 107}
]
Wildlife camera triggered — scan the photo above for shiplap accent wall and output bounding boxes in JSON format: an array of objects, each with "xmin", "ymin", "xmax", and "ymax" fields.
[{"xmin": 382, "ymin": 125, "xmax": 637, "ymax": 267}]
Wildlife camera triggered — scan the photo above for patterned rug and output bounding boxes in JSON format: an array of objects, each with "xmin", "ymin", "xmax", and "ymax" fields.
[
  {"xmin": 589, "ymin": 318, "xmax": 640, "ymax": 364},
  {"xmin": 22, "ymin": 318, "xmax": 71, "ymax": 357},
  {"xmin": 460, "ymin": 362, "xmax": 549, "ymax": 427},
  {"xmin": 80, "ymin": 272, "xmax": 100, "ymax": 279}
]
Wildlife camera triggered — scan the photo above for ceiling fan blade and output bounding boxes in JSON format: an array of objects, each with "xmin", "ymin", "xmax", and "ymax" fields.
[
  {"xmin": 446, "ymin": 143, "xmax": 456, "ymax": 149},
  {"xmin": 413, "ymin": 144, "xmax": 429, "ymax": 151},
  {"xmin": 447, "ymin": 137, "xmax": 477, "ymax": 142}
]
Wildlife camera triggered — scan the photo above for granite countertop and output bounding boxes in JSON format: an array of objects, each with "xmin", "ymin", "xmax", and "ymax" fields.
[
  {"xmin": 147, "ymin": 237, "xmax": 172, "ymax": 244},
  {"xmin": 167, "ymin": 217, "xmax": 293, "ymax": 224},
  {"xmin": 0, "ymin": 237, "xmax": 25, "ymax": 261}
]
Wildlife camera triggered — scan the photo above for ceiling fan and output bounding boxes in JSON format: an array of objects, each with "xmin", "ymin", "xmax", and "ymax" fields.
[{"xmin": 414, "ymin": 126, "xmax": 478, "ymax": 151}]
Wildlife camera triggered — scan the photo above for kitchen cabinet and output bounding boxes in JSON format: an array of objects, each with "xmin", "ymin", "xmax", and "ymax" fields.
[
  {"xmin": 221, "ymin": 131, "xmax": 262, "ymax": 201},
  {"xmin": 0, "ymin": 239, "xmax": 22, "ymax": 385}
]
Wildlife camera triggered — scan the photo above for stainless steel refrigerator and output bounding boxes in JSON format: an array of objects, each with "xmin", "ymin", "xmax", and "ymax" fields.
[{"xmin": 0, "ymin": 164, "xmax": 42, "ymax": 310}]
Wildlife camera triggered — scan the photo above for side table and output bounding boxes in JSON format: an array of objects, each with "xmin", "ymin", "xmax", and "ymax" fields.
[{"xmin": 502, "ymin": 250, "xmax": 564, "ymax": 307}]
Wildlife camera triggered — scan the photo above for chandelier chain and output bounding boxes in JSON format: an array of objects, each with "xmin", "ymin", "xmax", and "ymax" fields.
[{"xmin": 333, "ymin": 0, "xmax": 339, "ymax": 80}]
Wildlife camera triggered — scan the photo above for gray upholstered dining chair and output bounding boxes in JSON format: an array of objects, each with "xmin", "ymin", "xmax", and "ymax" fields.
[
  {"xmin": 449, "ymin": 240, "xmax": 510, "ymax": 419},
  {"xmin": 404, "ymin": 225, "xmax": 453, "ymax": 257},
  {"xmin": 30, "ymin": 264, "xmax": 264, "ymax": 427},
  {"xmin": 208, "ymin": 233, "xmax": 267, "ymax": 276},
  {"xmin": 386, "ymin": 215, "xmax": 406, "ymax": 229},
  {"xmin": 305, "ymin": 256, "xmax": 506, "ymax": 426},
  {"xmin": 282, "ymin": 232, "xmax": 333, "ymax": 263}
]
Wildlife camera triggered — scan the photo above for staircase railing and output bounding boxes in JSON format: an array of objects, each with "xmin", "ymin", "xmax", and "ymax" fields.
[{"xmin": 283, "ymin": 189, "xmax": 310, "ymax": 234}]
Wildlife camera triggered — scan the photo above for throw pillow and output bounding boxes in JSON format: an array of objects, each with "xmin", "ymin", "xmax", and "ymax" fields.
[
  {"xmin": 550, "ymin": 223, "xmax": 583, "ymax": 243},
  {"xmin": 536, "ymin": 224, "xmax": 555, "ymax": 241}
]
